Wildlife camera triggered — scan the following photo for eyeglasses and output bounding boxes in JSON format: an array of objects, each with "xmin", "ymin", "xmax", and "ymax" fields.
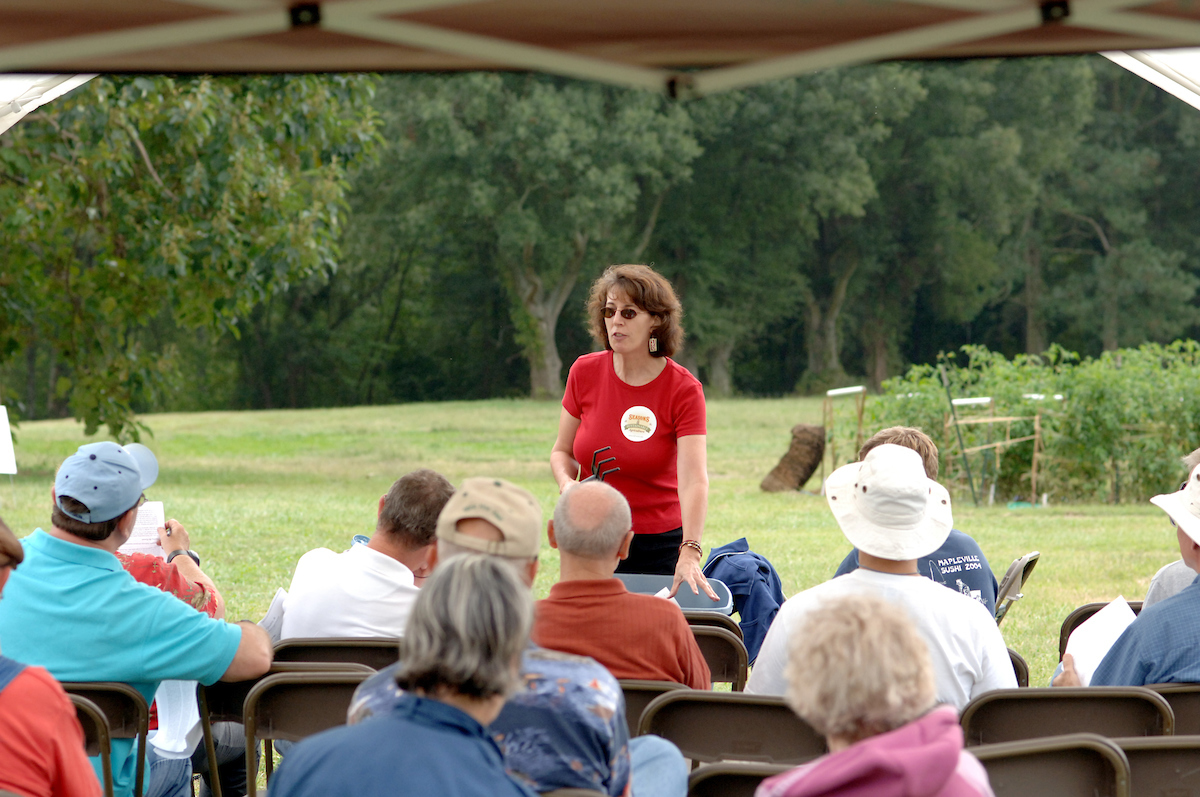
[
  {"xmin": 137, "ymin": 493, "xmax": 146, "ymax": 508},
  {"xmin": 602, "ymin": 307, "xmax": 639, "ymax": 320}
]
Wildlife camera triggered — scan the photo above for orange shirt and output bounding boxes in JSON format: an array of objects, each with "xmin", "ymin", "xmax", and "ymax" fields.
[
  {"xmin": 533, "ymin": 579, "xmax": 711, "ymax": 689},
  {"xmin": 0, "ymin": 663, "xmax": 101, "ymax": 797}
]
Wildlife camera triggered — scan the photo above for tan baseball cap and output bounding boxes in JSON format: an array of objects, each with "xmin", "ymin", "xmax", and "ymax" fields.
[{"xmin": 436, "ymin": 477, "xmax": 542, "ymax": 558}]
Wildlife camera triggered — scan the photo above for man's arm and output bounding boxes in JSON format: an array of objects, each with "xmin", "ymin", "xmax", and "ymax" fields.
[
  {"xmin": 220, "ymin": 622, "xmax": 274, "ymax": 682},
  {"xmin": 157, "ymin": 520, "xmax": 226, "ymax": 619}
]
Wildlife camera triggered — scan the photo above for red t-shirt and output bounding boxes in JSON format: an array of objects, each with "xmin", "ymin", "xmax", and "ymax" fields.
[
  {"xmin": 563, "ymin": 352, "xmax": 706, "ymax": 535},
  {"xmin": 0, "ymin": 665, "xmax": 102, "ymax": 797}
]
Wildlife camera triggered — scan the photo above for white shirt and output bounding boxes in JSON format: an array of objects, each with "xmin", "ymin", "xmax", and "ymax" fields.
[
  {"xmin": 745, "ymin": 568, "xmax": 1016, "ymax": 709},
  {"xmin": 280, "ymin": 544, "xmax": 418, "ymax": 640}
]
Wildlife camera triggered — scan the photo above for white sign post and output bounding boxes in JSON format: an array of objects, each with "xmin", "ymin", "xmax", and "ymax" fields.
[{"xmin": 0, "ymin": 406, "xmax": 15, "ymax": 475}]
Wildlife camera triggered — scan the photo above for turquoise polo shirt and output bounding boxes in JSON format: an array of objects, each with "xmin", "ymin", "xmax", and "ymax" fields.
[{"xmin": 0, "ymin": 529, "xmax": 243, "ymax": 797}]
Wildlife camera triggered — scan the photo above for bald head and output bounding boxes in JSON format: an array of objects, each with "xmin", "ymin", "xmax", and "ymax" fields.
[{"xmin": 552, "ymin": 482, "xmax": 632, "ymax": 559}]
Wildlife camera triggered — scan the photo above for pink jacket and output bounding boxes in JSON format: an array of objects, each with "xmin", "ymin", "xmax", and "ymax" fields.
[{"xmin": 755, "ymin": 705, "xmax": 993, "ymax": 797}]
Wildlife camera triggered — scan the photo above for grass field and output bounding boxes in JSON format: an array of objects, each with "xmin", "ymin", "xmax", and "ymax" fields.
[{"xmin": 0, "ymin": 397, "xmax": 1178, "ymax": 686}]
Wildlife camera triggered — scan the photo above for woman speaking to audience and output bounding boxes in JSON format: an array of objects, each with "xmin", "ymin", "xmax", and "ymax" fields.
[{"xmin": 551, "ymin": 264, "xmax": 716, "ymax": 599}]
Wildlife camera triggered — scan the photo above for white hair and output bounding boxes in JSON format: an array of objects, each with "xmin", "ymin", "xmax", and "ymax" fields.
[
  {"xmin": 396, "ymin": 553, "xmax": 531, "ymax": 699},
  {"xmin": 785, "ymin": 593, "xmax": 936, "ymax": 744},
  {"xmin": 552, "ymin": 481, "xmax": 632, "ymax": 558}
]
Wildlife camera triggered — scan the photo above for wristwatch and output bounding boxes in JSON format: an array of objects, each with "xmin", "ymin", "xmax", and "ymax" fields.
[{"xmin": 166, "ymin": 549, "xmax": 201, "ymax": 567}]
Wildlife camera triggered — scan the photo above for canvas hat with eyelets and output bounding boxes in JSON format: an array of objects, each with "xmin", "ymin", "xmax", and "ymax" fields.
[
  {"xmin": 436, "ymin": 477, "xmax": 542, "ymax": 558},
  {"xmin": 825, "ymin": 443, "xmax": 953, "ymax": 561},
  {"xmin": 1150, "ymin": 463, "xmax": 1200, "ymax": 544},
  {"xmin": 54, "ymin": 441, "xmax": 159, "ymax": 523}
]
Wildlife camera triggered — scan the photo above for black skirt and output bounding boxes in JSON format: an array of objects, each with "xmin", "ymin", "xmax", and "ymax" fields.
[{"xmin": 615, "ymin": 527, "xmax": 683, "ymax": 576}]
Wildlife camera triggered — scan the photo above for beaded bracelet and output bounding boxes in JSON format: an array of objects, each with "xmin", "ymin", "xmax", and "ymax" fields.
[{"xmin": 679, "ymin": 539, "xmax": 704, "ymax": 557}]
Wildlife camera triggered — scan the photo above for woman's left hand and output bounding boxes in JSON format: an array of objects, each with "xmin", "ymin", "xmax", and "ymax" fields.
[{"xmin": 669, "ymin": 544, "xmax": 719, "ymax": 600}]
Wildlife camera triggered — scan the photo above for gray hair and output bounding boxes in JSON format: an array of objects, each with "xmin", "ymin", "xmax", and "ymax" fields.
[
  {"xmin": 552, "ymin": 482, "xmax": 632, "ymax": 559},
  {"xmin": 379, "ymin": 469, "xmax": 455, "ymax": 548},
  {"xmin": 785, "ymin": 593, "xmax": 935, "ymax": 744},
  {"xmin": 396, "ymin": 553, "xmax": 531, "ymax": 699}
]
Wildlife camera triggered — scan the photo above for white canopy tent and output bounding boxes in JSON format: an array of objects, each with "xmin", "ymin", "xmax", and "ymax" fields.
[
  {"xmin": 1104, "ymin": 48, "xmax": 1200, "ymax": 110},
  {"xmin": 0, "ymin": 74, "xmax": 94, "ymax": 136}
]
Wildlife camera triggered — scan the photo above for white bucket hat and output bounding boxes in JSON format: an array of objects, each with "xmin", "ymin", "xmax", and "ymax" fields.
[
  {"xmin": 825, "ymin": 444, "xmax": 953, "ymax": 561},
  {"xmin": 1150, "ymin": 464, "xmax": 1200, "ymax": 544}
]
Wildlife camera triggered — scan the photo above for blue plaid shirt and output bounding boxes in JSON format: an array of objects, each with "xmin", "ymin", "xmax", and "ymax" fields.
[{"xmin": 1093, "ymin": 572, "xmax": 1200, "ymax": 686}]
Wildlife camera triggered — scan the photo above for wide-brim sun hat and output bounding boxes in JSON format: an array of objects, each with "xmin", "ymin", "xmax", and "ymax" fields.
[
  {"xmin": 825, "ymin": 443, "xmax": 953, "ymax": 561},
  {"xmin": 1150, "ymin": 463, "xmax": 1200, "ymax": 544}
]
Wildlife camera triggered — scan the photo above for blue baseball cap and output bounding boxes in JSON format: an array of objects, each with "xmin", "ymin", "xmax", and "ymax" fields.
[{"xmin": 54, "ymin": 442, "xmax": 159, "ymax": 523}]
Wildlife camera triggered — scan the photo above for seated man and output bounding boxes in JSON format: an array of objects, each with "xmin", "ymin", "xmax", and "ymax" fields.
[
  {"xmin": 1141, "ymin": 447, "xmax": 1200, "ymax": 610},
  {"xmin": 270, "ymin": 554, "xmax": 539, "ymax": 797},
  {"xmin": 0, "ymin": 442, "xmax": 274, "ymax": 797},
  {"xmin": 747, "ymin": 444, "xmax": 1015, "ymax": 709},
  {"xmin": 533, "ymin": 481, "xmax": 710, "ymax": 690},
  {"xmin": 281, "ymin": 468, "xmax": 454, "ymax": 639},
  {"xmin": 0, "ymin": 515, "xmax": 101, "ymax": 797},
  {"xmin": 349, "ymin": 476, "xmax": 686, "ymax": 797},
  {"xmin": 1057, "ymin": 462, "xmax": 1200, "ymax": 686},
  {"xmin": 833, "ymin": 427, "xmax": 999, "ymax": 615}
]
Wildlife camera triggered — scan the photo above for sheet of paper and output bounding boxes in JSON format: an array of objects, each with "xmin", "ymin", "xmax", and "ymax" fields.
[
  {"xmin": 117, "ymin": 501, "xmax": 166, "ymax": 559},
  {"xmin": 260, "ymin": 587, "xmax": 288, "ymax": 645},
  {"xmin": 149, "ymin": 679, "xmax": 202, "ymax": 758},
  {"xmin": 653, "ymin": 586, "xmax": 681, "ymax": 607},
  {"xmin": 0, "ymin": 406, "xmax": 15, "ymax": 475},
  {"xmin": 1064, "ymin": 596, "xmax": 1137, "ymax": 686}
]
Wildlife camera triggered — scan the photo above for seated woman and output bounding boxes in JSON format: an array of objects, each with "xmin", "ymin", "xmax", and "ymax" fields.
[
  {"xmin": 756, "ymin": 593, "xmax": 993, "ymax": 797},
  {"xmin": 269, "ymin": 553, "xmax": 537, "ymax": 797}
]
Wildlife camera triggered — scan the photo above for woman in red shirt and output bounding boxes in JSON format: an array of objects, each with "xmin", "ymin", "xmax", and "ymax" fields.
[{"xmin": 551, "ymin": 264, "xmax": 717, "ymax": 599}]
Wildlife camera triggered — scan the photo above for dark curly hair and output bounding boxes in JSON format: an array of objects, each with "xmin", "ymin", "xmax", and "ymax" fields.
[{"xmin": 585, "ymin": 264, "xmax": 684, "ymax": 359}]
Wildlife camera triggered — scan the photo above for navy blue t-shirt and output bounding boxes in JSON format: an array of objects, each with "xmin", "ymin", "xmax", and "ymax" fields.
[{"xmin": 834, "ymin": 529, "xmax": 999, "ymax": 616}]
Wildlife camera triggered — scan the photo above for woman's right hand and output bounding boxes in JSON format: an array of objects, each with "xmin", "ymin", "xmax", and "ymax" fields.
[{"xmin": 550, "ymin": 407, "xmax": 583, "ymax": 492}]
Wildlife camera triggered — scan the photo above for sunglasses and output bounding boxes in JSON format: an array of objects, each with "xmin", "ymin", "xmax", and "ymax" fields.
[{"xmin": 602, "ymin": 307, "xmax": 640, "ymax": 320}]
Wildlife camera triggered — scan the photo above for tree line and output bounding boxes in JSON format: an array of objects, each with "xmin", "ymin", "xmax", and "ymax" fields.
[{"xmin": 2, "ymin": 56, "xmax": 1199, "ymax": 439}]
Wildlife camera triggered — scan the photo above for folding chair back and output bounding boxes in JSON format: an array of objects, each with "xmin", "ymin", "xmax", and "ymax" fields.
[
  {"xmin": 1058, "ymin": 601, "xmax": 1142, "ymax": 661},
  {"xmin": 61, "ymin": 682, "xmax": 149, "ymax": 797},
  {"xmin": 690, "ymin": 626, "xmax": 748, "ymax": 691},
  {"xmin": 687, "ymin": 762, "xmax": 792, "ymax": 797},
  {"xmin": 619, "ymin": 680, "xmax": 689, "ymax": 738},
  {"xmin": 960, "ymin": 687, "xmax": 1174, "ymax": 746},
  {"xmin": 244, "ymin": 670, "xmax": 373, "ymax": 797},
  {"xmin": 994, "ymin": 551, "xmax": 1039, "ymax": 624},
  {"xmin": 1145, "ymin": 683, "xmax": 1200, "ymax": 735},
  {"xmin": 638, "ymin": 691, "xmax": 826, "ymax": 766},
  {"xmin": 202, "ymin": 661, "xmax": 375, "ymax": 723},
  {"xmin": 971, "ymin": 733, "xmax": 1130, "ymax": 797},
  {"xmin": 682, "ymin": 611, "xmax": 743, "ymax": 640},
  {"xmin": 272, "ymin": 637, "xmax": 400, "ymax": 670},
  {"xmin": 1008, "ymin": 648, "xmax": 1029, "ymax": 688},
  {"xmin": 69, "ymin": 693, "xmax": 114, "ymax": 797},
  {"xmin": 1112, "ymin": 734, "xmax": 1200, "ymax": 796}
]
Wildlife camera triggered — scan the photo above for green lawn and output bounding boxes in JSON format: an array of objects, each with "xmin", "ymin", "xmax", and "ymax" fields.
[{"xmin": 1, "ymin": 398, "xmax": 1178, "ymax": 686}]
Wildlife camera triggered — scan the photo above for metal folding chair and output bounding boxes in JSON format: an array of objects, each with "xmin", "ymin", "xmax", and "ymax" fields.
[
  {"xmin": 619, "ymin": 679, "xmax": 689, "ymax": 738},
  {"xmin": 69, "ymin": 693, "xmax": 114, "ymax": 797},
  {"xmin": 682, "ymin": 611, "xmax": 743, "ymax": 640},
  {"xmin": 244, "ymin": 669, "xmax": 373, "ymax": 796},
  {"xmin": 994, "ymin": 551, "xmax": 1039, "ymax": 624},
  {"xmin": 690, "ymin": 626, "xmax": 748, "ymax": 691},
  {"xmin": 1112, "ymin": 734, "xmax": 1200, "ymax": 796},
  {"xmin": 1008, "ymin": 648, "xmax": 1029, "ymax": 688},
  {"xmin": 687, "ymin": 761, "xmax": 792, "ymax": 797},
  {"xmin": 1145, "ymin": 682, "xmax": 1200, "ymax": 735},
  {"xmin": 61, "ymin": 682, "xmax": 149, "ymax": 797},
  {"xmin": 639, "ymin": 690, "xmax": 826, "ymax": 769},
  {"xmin": 272, "ymin": 637, "xmax": 400, "ymax": 670},
  {"xmin": 971, "ymin": 732, "xmax": 1130, "ymax": 797},
  {"xmin": 960, "ymin": 687, "xmax": 1174, "ymax": 746}
]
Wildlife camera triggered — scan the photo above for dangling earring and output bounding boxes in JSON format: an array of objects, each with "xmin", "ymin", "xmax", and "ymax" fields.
[{"xmin": 649, "ymin": 337, "xmax": 658, "ymax": 353}]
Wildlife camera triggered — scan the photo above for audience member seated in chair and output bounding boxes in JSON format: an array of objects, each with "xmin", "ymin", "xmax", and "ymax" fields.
[
  {"xmin": 349, "ymin": 477, "xmax": 687, "ymax": 797},
  {"xmin": 0, "ymin": 515, "xmax": 101, "ymax": 797},
  {"xmin": 748, "ymin": 444, "xmax": 1015, "ymax": 708},
  {"xmin": 1139, "ymin": 448, "xmax": 1200, "ymax": 611},
  {"xmin": 756, "ymin": 593, "xmax": 994, "ymax": 797},
  {"xmin": 0, "ymin": 442, "xmax": 274, "ymax": 797},
  {"xmin": 832, "ymin": 427, "xmax": 999, "ymax": 616},
  {"xmin": 269, "ymin": 554, "xmax": 538, "ymax": 797},
  {"xmin": 1056, "ymin": 458, "xmax": 1200, "ymax": 688},
  {"xmin": 281, "ymin": 468, "xmax": 454, "ymax": 639},
  {"xmin": 533, "ymin": 481, "xmax": 710, "ymax": 691}
]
